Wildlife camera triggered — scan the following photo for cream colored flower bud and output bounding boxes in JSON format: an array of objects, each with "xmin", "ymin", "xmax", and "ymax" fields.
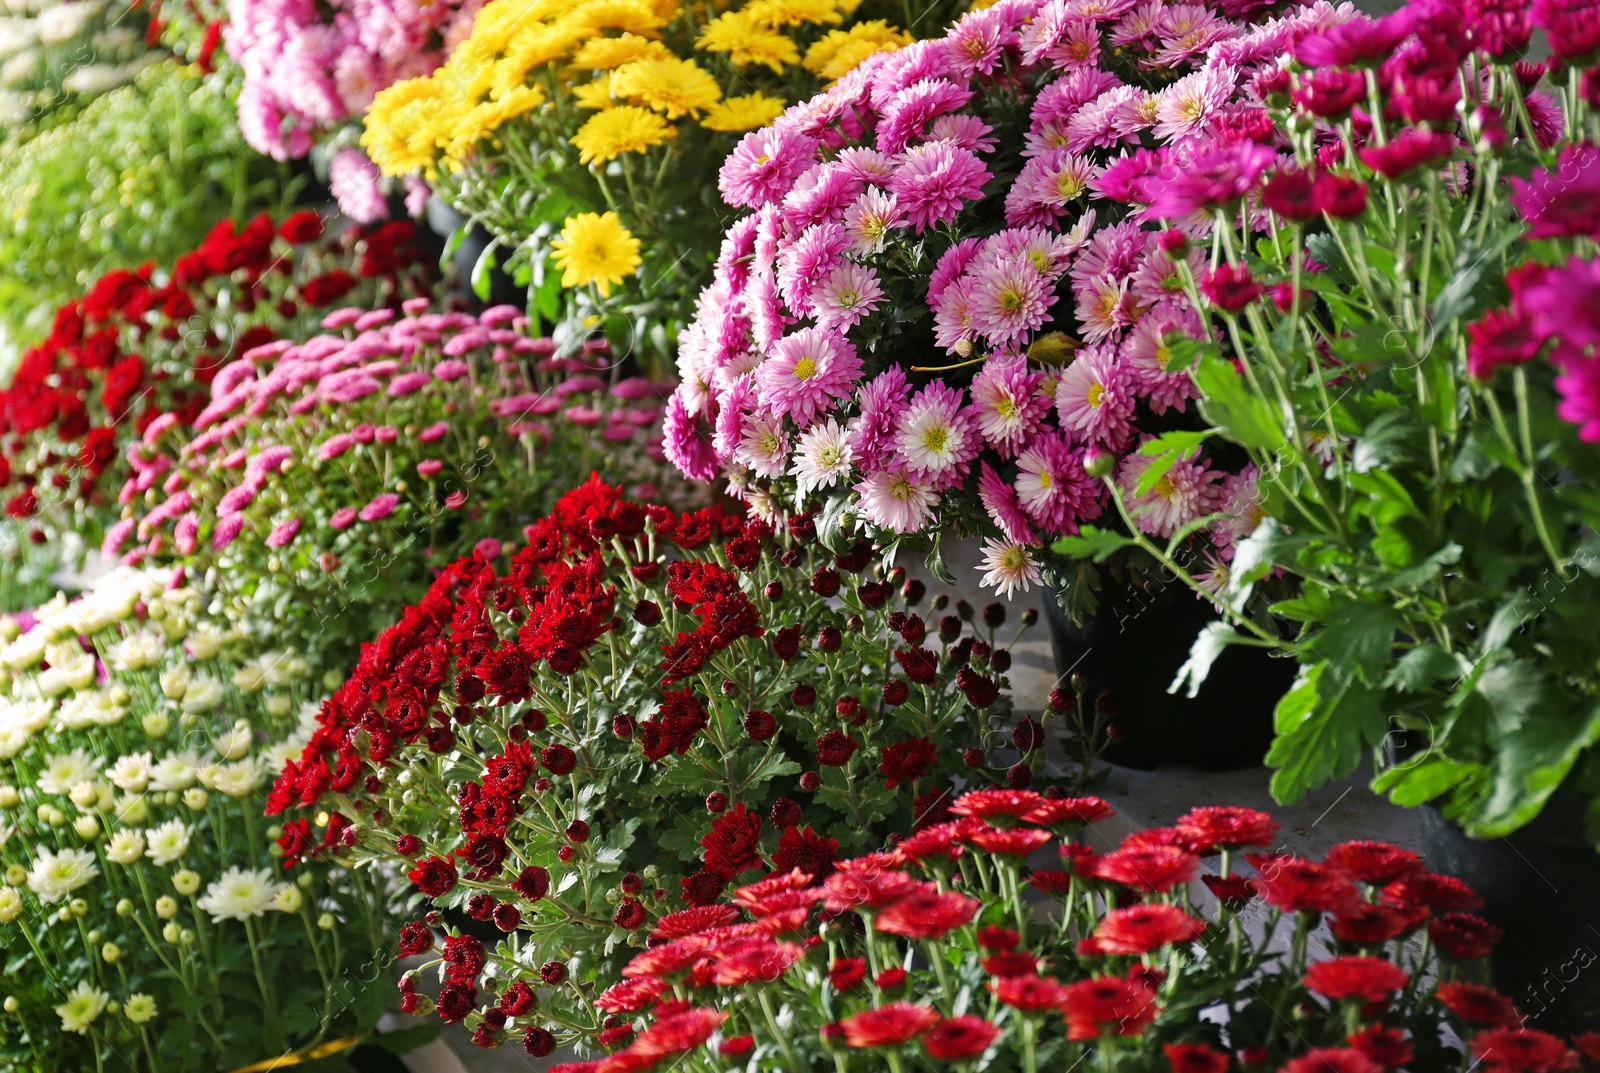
[
  {"xmin": 155, "ymin": 896, "xmax": 177, "ymax": 920},
  {"xmin": 0, "ymin": 787, "xmax": 19, "ymax": 809},
  {"xmin": 265, "ymin": 695, "xmax": 291, "ymax": 718},
  {"xmin": 69, "ymin": 783, "xmax": 98, "ymax": 808},
  {"xmin": 109, "ymin": 686, "xmax": 129, "ymax": 706},
  {"xmin": 161, "ymin": 922, "xmax": 181, "ymax": 943},
  {"xmin": 317, "ymin": 913, "xmax": 335, "ymax": 930},
  {"xmin": 321, "ymin": 670, "xmax": 343, "ymax": 693},
  {"xmin": 101, "ymin": 942, "xmax": 119, "ymax": 963},
  {"xmin": 158, "ymin": 666, "xmax": 190, "ymax": 700},
  {"xmin": 296, "ymin": 872, "xmax": 314, "ymax": 890},
  {"xmin": 180, "ymin": 677, "xmax": 224, "ymax": 714},
  {"xmin": 43, "ymin": 806, "xmax": 65, "ymax": 826},
  {"xmin": 5, "ymin": 865, "xmax": 24, "ymax": 887},
  {"xmin": 273, "ymin": 885, "xmax": 303, "ymax": 913},
  {"xmin": 2, "ymin": 996, "xmax": 16, "ymax": 1013},
  {"xmin": 180, "ymin": 928, "xmax": 195, "ymax": 945},
  {"xmin": 73, "ymin": 815, "xmax": 100, "ymax": 840},
  {"xmin": 141, "ymin": 712, "xmax": 170, "ymax": 739},
  {"xmin": 182, "ymin": 788, "xmax": 208, "ymax": 811},
  {"xmin": 173, "ymin": 870, "xmax": 200, "ymax": 896},
  {"xmin": 231, "ymin": 664, "xmax": 265, "ymax": 693},
  {"xmin": 0, "ymin": 887, "xmax": 21, "ymax": 923},
  {"xmin": 213, "ymin": 722, "xmax": 251, "ymax": 760},
  {"xmin": 69, "ymin": 899, "xmax": 87, "ymax": 918},
  {"xmin": 116, "ymin": 899, "xmax": 134, "ymax": 917}
]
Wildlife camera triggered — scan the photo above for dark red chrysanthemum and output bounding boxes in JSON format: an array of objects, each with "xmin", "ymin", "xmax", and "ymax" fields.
[
  {"xmin": 1094, "ymin": 903, "xmax": 1206, "ymax": 955},
  {"xmin": 651, "ymin": 905, "xmax": 742, "ymax": 941},
  {"xmin": 1246, "ymin": 854, "xmax": 1359, "ymax": 914},
  {"xmin": 839, "ymin": 1002, "xmax": 941, "ymax": 1048},
  {"xmin": 772, "ymin": 824, "xmax": 838, "ymax": 879},
  {"xmin": 989, "ymin": 973, "xmax": 1068, "ymax": 1011},
  {"xmin": 408, "ymin": 855, "xmax": 458, "ymax": 897},
  {"xmin": 817, "ymin": 730, "xmax": 859, "ymax": 767},
  {"xmin": 951, "ymin": 788, "xmax": 1045, "ymax": 822},
  {"xmin": 701, "ymin": 803, "xmax": 764, "ymax": 879},
  {"xmin": 1165, "ymin": 1041, "xmax": 1231, "ymax": 1073},
  {"xmin": 1435, "ymin": 982, "xmax": 1521, "ymax": 1027},
  {"xmin": 878, "ymin": 737, "xmax": 937, "ymax": 789},
  {"xmin": 398, "ymin": 920, "xmax": 433, "ymax": 957},
  {"xmin": 1347, "ymin": 1026, "xmax": 1413, "ymax": 1069},
  {"xmin": 1279, "ymin": 1047, "xmax": 1382, "ymax": 1073},
  {"xmin": 1024, "ymin": 795, "xmax": 1114, "ymax": 827},
  {"xmin": 1429, "ymin": 912, "xmax": 1503, "ymax": 960},
  {"xmin": 923, "ymin": 1016, "xmax": 1000, "ymax": 1061},
  {"xmin": 1382, "ymin": 872, "xmax": 1481, "ymax": 912},
  {"xmin": 967, "ymin": 826, "xmax": 1054, "ymax": 858},
  {"xmin": 1469, "ymin": 1029, "xmax": 1581, "ymax": 1073},
  {"xmin": 1095, "ymin": 844, "xmax": 1201, "ymax": 893},
  {"xmin": 632, "ymin": 1008, "xmax": 727, "ymax": 1059},
  {"xmin": 1303, "ymin": 956, "xmax": 1409, "ymax": 1003}
]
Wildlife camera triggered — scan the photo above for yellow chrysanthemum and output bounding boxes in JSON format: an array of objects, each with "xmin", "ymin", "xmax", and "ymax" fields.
[
  {"xmin": 572, "ymin": 73, "xmax": 619, "ymax": 109},
  {"xmin": 803, "ymin": 20, "xmax": 911, "ymax": 80},
  {"xmin": 551, "ymin": 212, "xmax": 642, "ymax": 296},
  {"xmin": 570, "ymin": 105, "xmax": 673, "ymax": 163},
  {"xmin": 565, "ymin": 0, "xmax": 670, "ymax": 37},
  {"xmin": 609, "ymin": 56, "xmax": 721, "ymax": 118},
  {"xmin": 742, "ymin": 0, "xmax": 843, "ymax": 29},
  {"xmin": 569, "ymin": 33, "xmax": 673, "ymax": 70},
  {"xmin": 444, "ymin": 85, "xmax": 547, "ymax": 163},
  {"xmin": 362, "ymin": 78, "xmax": 447, "ymax": 176},
  {"xmin": 695, "ymin": 11, "xmax": 799, "ymax": 73},
  {"xmin": 699, "ymin": 92, "xmax": 786, "ymax": 131}
]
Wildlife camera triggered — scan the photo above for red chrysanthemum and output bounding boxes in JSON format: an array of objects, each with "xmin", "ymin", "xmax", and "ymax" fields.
[
  {"xmin": 1303, "ymin": 956, "xmax": 1409, "ymax": 1004},
  {"xmin": 1381, "ymin": 872, "xmax": 1481, "ymax": 912},
  {"xmin": 817, "ymin": 730, "xmax": 859, "ymax": 766},
  {"xmin": 838, "ymin": 1002, "xmax": 941, "ymax": 1049},
  {"xmin": 1347, "ymin": 1026, "xmax": 1413, "ymax": 1069},
  {"xmin": 1176, "ymin": 806, "xmax": 1279, "ymax": 851},
  {"xmin": 1095, "ymin": 844, "xmax": 1201, "ymax": 893},
  {"xmin": 772, "ymin": 825, "xmax": 839, "ymax": 879},
  {"xmin": 596, "ymin": 977, "xmax": 669, "ymax": 1013},
  {"xmin": 1246, "ymin": 854, "xmax": 1359, "ymax": 914},
  {"xmin": 1327, "ymin": 901, "xmax": 1428, "ymax": 946},
  {"xmin": 878, "ymin": 737, "xmax": 937, "ymax": 789},
  {"xmin": 652, "ymin": 905, "xmax": 742, "ymax": 941},
  {"xmin": 1166, "ymin": 1041, "xmax": 1231, "ymax": 1073},
  {"xmin": 989, "ymin": 973, "xmax": 1068, "ymax": 1011},
  {"xmin": 1435, "ymin": 982, "xmax": 1521, "ymax": 1027},
  {"xmin": 1324, "ymin": 841, "xmax": 1423, "ymax": 885},
  {"xmin": 1060, "ymin": 976, "xmax": 1158, "ymax": 1041},
  {"xmin": 1469, "ymin": 1029, "xmax": 1581, "ymax": 1073},
  {"xmin": 876, "ymin": 887, "xmax": 980, "ymax": 940},
  {"xmin": 1429, "ymin": 912, "xmax": 1503, "ymax": 960},
  {"xmin": 1094, "ymin": 903, "xmax": 1206, "ymax": 955},
  {"xmin": 1024, "ymin": 795, "xmax": 1115, "ymax": 827},
  {"xmin": 951, "ymin": 788, "xmax": 1046, "ymax": 822},
  {"xmin": 967, "ymin": 825, "xmax": 1054, "ymax": 858},
  {"xmin": 1279, "ymin": 1047, "xmax": 1383, "ymax": 1073},
  {"xmin": 631, "ymin": 1008, "xmax": 727, "ymax": 1059},
  {"xmin": 923, "ymin": 1016, "xmax": 1001, "ymax": 1061}
]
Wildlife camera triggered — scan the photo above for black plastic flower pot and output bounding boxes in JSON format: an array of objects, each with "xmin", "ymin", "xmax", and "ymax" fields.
[
  {"xmin": 1419, "ymin": 799, "xmax": 1600, "ymax": 1034},
  {"xmin": 1042, "ymin": 583, "xmax": 1292, "ymax": 771}
]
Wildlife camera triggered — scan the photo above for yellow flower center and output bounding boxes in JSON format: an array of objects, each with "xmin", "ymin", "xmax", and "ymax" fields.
[
  {"xmin": 1087, "ymin": 382, "xmax": 1105, "ymax": 409},
  {"xmin": 923, "ymin": 426, "xmax": 948, "ymax": 453},
  {"xmin": 1155, "ymin": 474, "xmax": 1176, "ymax": 500},
  {"xmin": 994, "ymin": 396, "xmax": 1016, "ymax": 419},
  {"xmin": 1038, "ymin": 469, "xmax": 1052, "ymax": 490},
  {"xmin": 792, "ymin": 356, "xmax": 818, "ymax": 380},
  {"xmin": 999, "ymin": 287, "xmax": 1025, "ymax": 313}
]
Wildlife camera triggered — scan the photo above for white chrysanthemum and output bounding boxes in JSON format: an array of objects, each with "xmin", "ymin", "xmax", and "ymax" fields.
[
  {"xmin": 196, "ymin": 867, "xmax": 277, "ymax": 922},
  {"xmin": 55, "ymin": 691, "xmax": 125, "ymax": 730},
  {"xmin": 264, "ymin": 736, "xmax": 306, "ymax": 773},
  {"xmin": 144, "ymin": 819, "xmax": 191, "ymax": 866},
  {"xmin": 107, "ymin": 629, "xmax": 166, "ymax": 672},
  {"xmin": 113, "ymin": 794, "xmax": 150, "ymax": 827},
  {"xmin": 150, "ymin": 750, "xmax": 202, "ymax": 791},
  {"xmin": 210, "ymin": 759, "xmax": 260, "ymax": 799},
  {"xmin": 213, "ymin": 722, "xmax": 253, "ymax": 760},
  {"xmin": 105, "ymin": 829, "xmax": 145, "ymax": 866},
  {"xmin": 232, "ymin": 662, "xmax": 266, "ymax": 692},
  {"xmin": 55, "ymin": 980, "xmax": 109, "ymax": 1034},
  {"xmin": 107, "ymin": 752, "xmax": 154, "ymax": 794},
  {"xmin": 123, "ymin": 993, "xmax": 157, "ymax": 1024},
  {"xmin": 37, "ymin": 748, "xmax": 103, "ymax": 795},
  {"xmin": 27, "ymin": 847, "xmax": 99, "ymax": 903},
  {"xmin": 0, "ymin": 885, "xmax": 22, "ymax": 922},
  {"xmin": 790, "ymin": 419, "xmax": 854, "ymax": 498},
  {"xmin": 0, "ymin": 626, "xmax": 47, "ymax": 671},
  {"xmin": 262, "ymin": 652, "xmax": 302, "ymax": 687},
  {"xmin": 185, "ymin": 622, "xmax": 228, "ymax": 661},
  {"xmin": 180, "ymin": 676, "xmax": 225, "ymax": 714},
  {"xmin": 0, "ymin": 699, "xmax": 51, "ymax": 757},
  {"xmin": 35, "ymin": 647, "xmax": 95, "ymax": 696},
  {"xmin": 735, "ymin": 413, "xmax": 790, "ymax": 480},
  {"xmin": 272, "ymin": 884, "xmax": 303, "ymax": 913}
]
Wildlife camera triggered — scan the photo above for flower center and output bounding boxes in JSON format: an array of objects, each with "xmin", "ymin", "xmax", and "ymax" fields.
[
  {"xmin": 792, "ymin": 356, "xmax": 818, "ymax": 380},
  {"xmin": 999, "ymin": 287, "xmax": 1025, "ymax": 313},
  {"xmin": 1086, "ymin": 382, "xmax": 1105, "ymax": 409},
  {"xmin": 1038, "ymin": 469, "xmax": 1052, "ymax": 490},
  {"xmin": 993, "ymin": 396, "xmax": 1016, "ymax": 419},
  {"xmin": 923, "ymin": 426, "xmax": 949, "ymax": 453},
  {"xmin": 1154, "ymin": 474, "xmax": 1176, "ymax": 500},
  {"xmin": 1001, "ymin": 547, "xmax": 1026, "ymax": 570}
]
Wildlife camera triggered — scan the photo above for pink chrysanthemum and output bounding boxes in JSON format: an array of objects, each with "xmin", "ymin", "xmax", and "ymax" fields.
[
  {"xmin": 1121, "ymin": 314, "xmax": 1199, "ymax": 416},
  {"xmin": 968, "ymin": 253, "xmax": 1058, "ymax": 348},
  {"xmin": 664, "ymin": 386, "xmax": 721, "ymax": 481},
  {"xmin": 927, "ymin": 114, "xmax": 999, "ymax": 154},
  {"xmin": 1056, "ymin": 347, "xmax": 1137, "ymax": 447},
  {"xmin": 1153, "ymin": 64, "xmax": 1237, "ymax": 142},
  {"xmin": 776, "ymin": 222, "xmax": 851, "ymax": 319},
  {"xmin": 849, "ymin": 366, "xmax": 910, "ymax": 468},
  {"xmin": 814, "ymin": 262, "xmax": 885, "ymax": 330},
  {"xmin": 842, "ymin": 189, "xmax": 906, "ymax": 255},
  {"xmin": 736, "ymin": 412, "xmax": 791, "ymax": 479},
  {"xmin": 1211, "ymin": 465, "xmax": 1265, "ymax": 551},
  {"xmin": 755, "ymin": 327, "xmax": 862, "ymax": 427},
  {"xmin": 979, "ymin": 538, "xmax": 1042, "ymax": 597},
  {"xmin": 781, "ymin": 162, "xmax": 866, "ymax": 233},
  {"xmin": 894, "ymin": 382, "xmax": 980, "ymax": 489},
  {"xmin": 878, "ymin": 79, "xmax": 975, "ymax": 155},
  {"xmin": 1117, "ymin": 451, "xmax": 1224, "ymax": 539},
  {"xmin": 1014, "ymin": 433, "xmax": 1104, "ymax": 537},
  {"xmin": 932, "ymin": 275, "xmax": 979, "ymax": 354},
  {"xmin": 1066, "ymin": 86, "xmax": 1144, "ymax": 153},
  {"xmin": 967, "ymin": 355, "xmax": 1049, "ymax": 457},
  {"xmin": 943, "ymin": 8, "xmax": 1009, "ymax": 76},
  {"xmin": 855, "ymin": 467, "xmax": 939, "ymax": 534},
  {"xmin": 888, "ymin": 141, "xmax": 992, "ymax": 232},
  {"xmin": 929, "ymin": 238, "xmax": 982, "ymax": 306},
  {"xmin": 979, "ymin": 461, "xmax": 1039, "ymax": 544},
  {"xmin": 720, "ymin": 127, "xmax": 821, "ymax": 209}
]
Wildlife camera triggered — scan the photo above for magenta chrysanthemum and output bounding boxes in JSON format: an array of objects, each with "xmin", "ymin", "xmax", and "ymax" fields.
[
  {"xmin": 1056, "ymin": 347, "xmax": 1137, "ymax": 447},
  {"xmin": 888, "ymin": 141, "xmax": 993, "ymax": 232},
  {"xmin": 755, "ymin": 328, "xmax": 862, "ymax": 427}
]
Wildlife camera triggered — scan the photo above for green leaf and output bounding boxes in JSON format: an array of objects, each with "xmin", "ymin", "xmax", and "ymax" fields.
[
  {"xmin": 1051, "ymin": 525, "xmax": 1137, "ymax": 564},
  {"xmin": 1372, "ymin": 754, "xmax": 1477, "ymax": 807},
  {"xmin": 1135, "ymin": 430, "xmax": 1215, "ymax": 496},
  {"xmin": 1305, "ymin": 600, "xmax": 1398, "ymax": 685},
  {"xmin": 1162, "ymin": 333, "xmax": 1220, "ymax": 373},
  {"xmin": 925, "ymin": 535, "xmax": 956, "ymax": 584},
  {"xmin": 1267, "ymin": 663, "xmax": 1388, "ymax": 804},
  {"xmin": 471, "ymin": 240, "xmax": 500, "ymax": 301},
  {"xmin": 1384, "ymin": 644, "xmax": 1464, "ymax": 692},
  {"xmin": 1471, "ymin": 702, "xmax": 1600, "ymax": 837},
  {"xmin": 1194, "ymin": 354, "xmax": 1286, "ymax": 450},
  {"xmin": 1351, "ymin": 409, "xmax": 1422, "ymax": 474}
]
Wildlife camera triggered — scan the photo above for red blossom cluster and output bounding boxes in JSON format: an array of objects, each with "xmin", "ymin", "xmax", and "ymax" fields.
[{"xmin": 0, "ymin": 210, "xmax": 427, "ymax": 525}]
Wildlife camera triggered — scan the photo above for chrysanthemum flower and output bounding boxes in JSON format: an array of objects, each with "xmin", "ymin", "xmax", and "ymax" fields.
[
  {"xmin": 197, "ymin": 866, "xmax": 280, "ymax": 922},
  {"xmin": 571, "ymin": 105, "xmax": 673, "ymax": 165},
  {"xmin": 1116, "ymin": 451, "xmax": 1223, "ymax": 539},
  {"xmin": 968, "ymin": 356, "xmax": 1048, "ymax": 457},
  {"xmin": 888, "ymin": 140, "xmax": 992, "ymax": 232},
  {"xmin": 968, "ymin": 251, "xmax": 1058, "ymax": 348},
  {"xmin": 755, "ymin": 327, "xmax": 861, "ymax": 426},
  {"xmin": 978, "ymin": 539, "xmax": 1041, "ymax": 597},
  {"xmin": 551, "ymin": 212, "xmax": 642, "ymax": 297},
  {"xmin": 894, "ymin": 382, "xmax": 979, "ymax": 488},
  {"xmin": 813, "ymin": 262, "xmax": 884, "ymax": 329},
  {"xmin": 791, "ymin": 418, "xmax": 854, "ymax": 495},
  {"xmin": 720, "ymin": 127, "xmax": 820, "ymax": 208},
  {"xmin": 1056, "ymin": 348, "xmax": 1136, "ymax": 446},
  {"xmin": 854, "ymin": 467, "xmax": 938, "ymax": 533}
]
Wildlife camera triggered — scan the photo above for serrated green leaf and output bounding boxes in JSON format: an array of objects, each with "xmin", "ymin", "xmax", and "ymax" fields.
[
  {"xmin": 1194, "ymin": 354, "xmax": 1286, "ymax": 451},
  {"xmin": 1266, "ymin": 663, "xmax": 1388, "ymax": 804},
  {"xmin": 1304, "ymin": 599, "xmax": 1398, "ymax": 685},
  {"xmin": 1383, "ymin": 644, "xmax": 1463, "ymax": 692},
  {"xmin": 1051, "ymin": 525, "xmax": 1137, "ymax": 564}
]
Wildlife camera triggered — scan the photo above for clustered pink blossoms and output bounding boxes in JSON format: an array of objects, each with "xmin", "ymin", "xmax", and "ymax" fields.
[
  {"xmin": 226, "ymin": 0, "xmax": 481, "ymax": 219},
  {"xmin": 664, "ymin": 0, "xmax": 1349, "ymax": 594},
  {"xmin": 107, "ymin": 298, "xmax": 676, "ymax": 569}
]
